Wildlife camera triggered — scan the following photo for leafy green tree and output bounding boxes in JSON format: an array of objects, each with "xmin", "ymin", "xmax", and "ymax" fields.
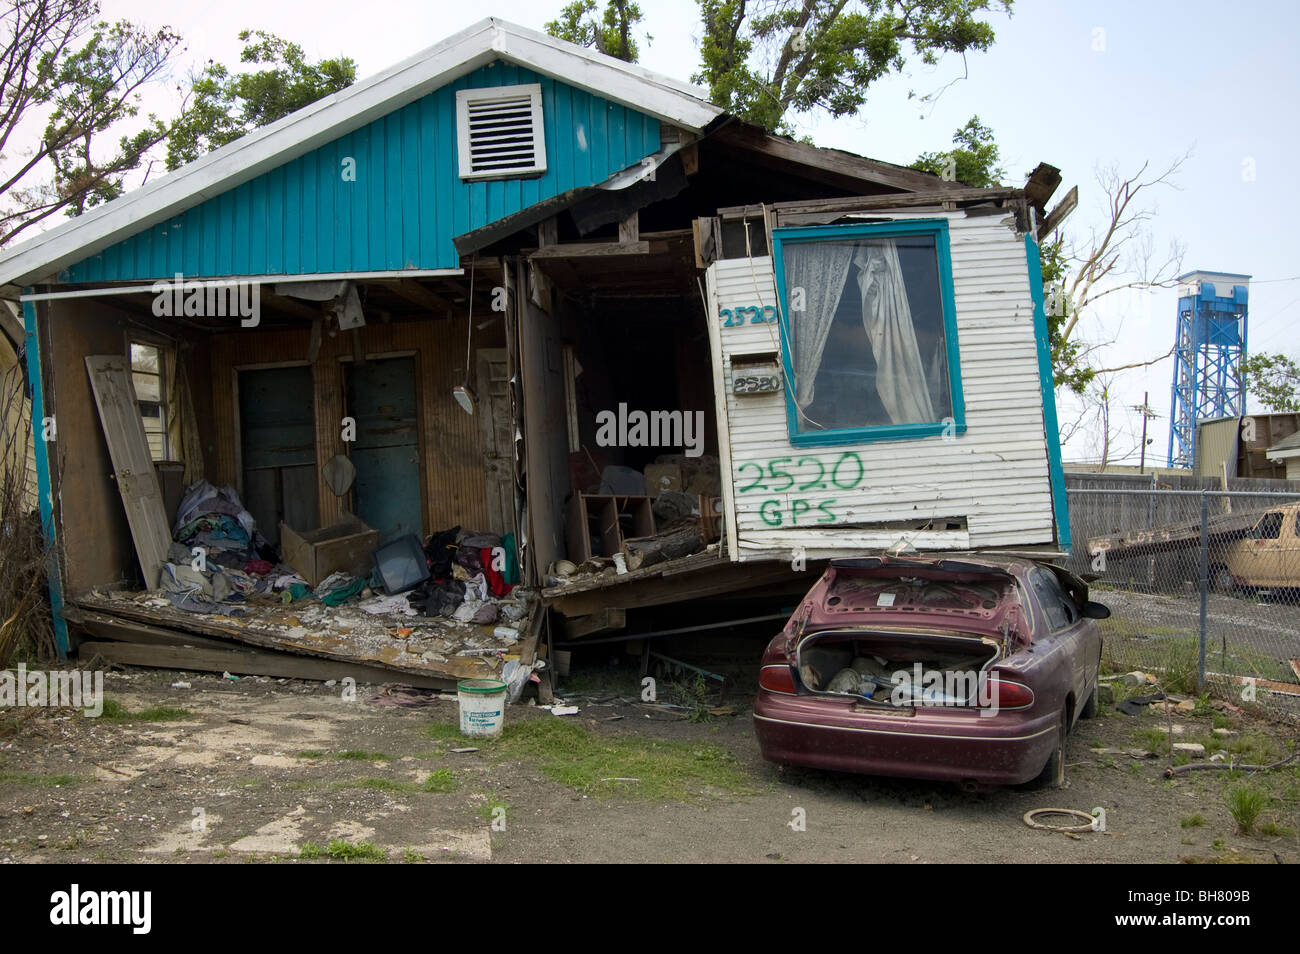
[
  {"xmin": 1, "ymin": 0, "xmax": 184, "ymax": 246},
  {"xmin": 695, "ymin": 0, "xmax": 1010, "ymax": 133},
  {"xmin": 1243, "ymin": 352, "xmax": 1300, "ymax": 412},
  {"xmin": 910, "ymin": 115, "xmax": 1005, "ymax": 187},
  {"xmin": 166, "ymin": 31, "xmax": 355, "ymax": 170},
  {"xmin": 546, "ymin": 0, "xmax": 646, "ymax": 62}
]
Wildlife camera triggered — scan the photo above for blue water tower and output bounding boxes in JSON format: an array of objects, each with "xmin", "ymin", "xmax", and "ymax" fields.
[{"xmin": 1167, "ymin": 270, "xmax": 1250, "ymax": 468}]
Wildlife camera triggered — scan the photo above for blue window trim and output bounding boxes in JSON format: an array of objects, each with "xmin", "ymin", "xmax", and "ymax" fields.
[
  {"xmin": 770, "ymin": 219, "xmax": 967, "ymax": 447},
  {"xmin": 1023, "ymin": 234, "xmax": 1072, "ymax": 553}
]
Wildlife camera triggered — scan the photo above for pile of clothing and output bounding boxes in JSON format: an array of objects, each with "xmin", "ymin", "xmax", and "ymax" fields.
[
  {"xmin": 158, "ymin": 481, "xmax": 300, "ymax": 614},
  {"xmin": 406, "ymin": 527, "xmax": 524, "ymax": 624},
  {"xmin": 155, "ymin": 487, "xmax": 529, "ymax": 627},
  {"xmin": 172, "ymin": 481, "xmax": 277, "ymax": 570}
]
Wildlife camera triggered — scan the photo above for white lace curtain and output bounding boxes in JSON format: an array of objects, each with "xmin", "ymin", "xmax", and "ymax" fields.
[{"xmin": 785, "ymin": 238, "xmax": 937, "ymax": 426}]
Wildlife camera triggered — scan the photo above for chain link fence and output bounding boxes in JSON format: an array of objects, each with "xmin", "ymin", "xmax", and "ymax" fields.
[{"xmin": 1066, "ymin": 482, "xmax": 1300, "ymax": 720}]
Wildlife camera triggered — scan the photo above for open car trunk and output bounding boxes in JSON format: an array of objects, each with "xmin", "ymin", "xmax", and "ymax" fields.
[{"xmin": 796, "ymin": 630, "xmax": 1002, "ymax": 706}]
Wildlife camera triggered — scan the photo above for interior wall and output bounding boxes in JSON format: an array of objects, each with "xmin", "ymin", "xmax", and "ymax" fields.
[
  {"xmin": 207, "ymin": 314, "xmax": 501, "ymax": 539},
  {"xmin": 43, "ymin": 298, "xmax": 136, "ymax": 592}
]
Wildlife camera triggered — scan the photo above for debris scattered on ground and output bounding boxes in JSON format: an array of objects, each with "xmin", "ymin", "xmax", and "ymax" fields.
[{"xmin": 1023, "ymin": 808, "xmax": 1100, "ymax": 837}]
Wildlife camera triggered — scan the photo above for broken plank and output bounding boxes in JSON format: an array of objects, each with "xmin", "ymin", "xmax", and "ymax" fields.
[
  {"xmin": 84, "ymin": 355, "xmax": 172, "ymax": 589},
  {"xmin": 77, "ymin": 641, "xmax": 451, "ymax": 689},
  {"xmin": 529, "ymin": 241, "xmax": 651, "ymax": 259},
  {"xmin": 62, "ymin": 606, "xmax": 239, "ymax": 652},
  {"xmin": 563, "ymin": 607, "xmax": 627, "ymax": 639},
  {"xmin": 1037, "ymin": 185, "xmax": 1078, "ymax": 240}
]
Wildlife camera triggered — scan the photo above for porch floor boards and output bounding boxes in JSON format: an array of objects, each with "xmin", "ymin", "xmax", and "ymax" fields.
[{"xmin": 67, "ymin": 590, "xmax": 533, "ymax": 686}]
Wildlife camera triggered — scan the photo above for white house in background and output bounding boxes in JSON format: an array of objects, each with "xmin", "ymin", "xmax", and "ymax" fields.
[
  {"xmin": 701, "ymin": 190, "xmax": 1071, "ymax": 562},
  {"xmin": 1267, "ymin": 431, "xmax": 1300, "ymax": 480}
]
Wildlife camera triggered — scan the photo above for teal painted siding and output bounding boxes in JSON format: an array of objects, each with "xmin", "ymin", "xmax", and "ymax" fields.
[
  {"xmin": 1024, "ymin": 234, "xmax": 1071, "ymax": 553},
  {"xmin": 64, "ymin": 61, "xmax": 660, "ymax": 282}
]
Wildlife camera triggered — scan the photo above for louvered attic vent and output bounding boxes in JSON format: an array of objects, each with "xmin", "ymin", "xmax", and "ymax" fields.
[{"xmin": 456, "ymin": 84, "xmax": 547, "ymax": 180}]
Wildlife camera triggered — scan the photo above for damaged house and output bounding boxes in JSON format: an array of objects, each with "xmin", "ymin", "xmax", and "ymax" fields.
[{"xmin": 0, "ymin": 18, "xmax": 1073, "ymax": 690}]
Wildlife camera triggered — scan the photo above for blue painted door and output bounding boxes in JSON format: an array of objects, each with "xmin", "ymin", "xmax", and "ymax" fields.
[
  {"xmin": 238, "ymin": 365, "xmax": 318, "ymax": 545},
  {"xmin": 345, "ymin": 356, "xmax": 423, "ymax": 541}
]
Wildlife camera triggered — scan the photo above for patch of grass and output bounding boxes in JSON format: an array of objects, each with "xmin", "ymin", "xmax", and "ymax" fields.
[
  {"xmin": 1225, "ymin": 733, "xmax": 1282, "ymax": 765},
  {"xmin": 299, "ymin": 839, "xmax": 386, "ymax": 861},
  {"xmin": 1256, "ymin": 820, "xmax": 1293, "ymax": 838},
  {"xmin": 1132, "ymin": 728, "xmax": 1169, "ymax": 755},
  {"xmin": 1180, "ymin": 813, "xmax": 1205, "ymax": 828},
  {"xmin": 96, "ymin": 698, "xmax": 193, "ymax": 722},
  {"xmin": 1225, "ymin": 783, "xmax": 1269, "ymax": 834},
  {"xmin": 0, "ymin": 770, "xmax": 81, "ymax": 787},
  {"xmin": 488, "ymin": 717, "xmax": 750, "ymax": 801},
  {"xmin": 295, "ymin": 749, "xmax": 325, "ymax": 759},
  {"xmin": 422, "ymin": 768, "xmax": 457, "ymax": 793},
  {"xmin": 423, "ymin": 722, "xmax": 464, "ymax": 742},
  {"xmin": 403, "ymin": 847, "xmax": 424, "ymax": 863},
  {"xmin": 1161, "ymin": 638, "xmax": 1202, "ymax": 696},
  {"xmin": 477, "ymin": 794, "xmax": 510, "ymax": 822}
]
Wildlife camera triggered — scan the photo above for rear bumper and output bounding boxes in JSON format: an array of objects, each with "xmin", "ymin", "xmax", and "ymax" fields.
[{"xmin": 753, "ymin": 690, "xmax": 1059, "ymax": 785}]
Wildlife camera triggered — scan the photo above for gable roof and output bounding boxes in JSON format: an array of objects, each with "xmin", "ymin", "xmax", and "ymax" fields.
[
  {"xmin": 1267, "ymin": 429, "xmax": 1300, "ymax": 456},
  {"xmin": 0, "ymin": 18, "xmax": 722, "ymax": 293}
]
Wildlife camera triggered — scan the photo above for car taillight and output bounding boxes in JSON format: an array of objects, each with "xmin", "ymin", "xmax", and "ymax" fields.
[
  {"xmin": 984, "ymin": 677, "xmax": 1034, "ymax": 709},
  {"xmin": 759, "ymin": 664, "xmax": 797, "ymax": 694}
]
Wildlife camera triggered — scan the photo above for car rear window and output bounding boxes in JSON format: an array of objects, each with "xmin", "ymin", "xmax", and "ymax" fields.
[{"xmin": 1030, "ymin": 567, "xmax": 1077, "ymax": 631}]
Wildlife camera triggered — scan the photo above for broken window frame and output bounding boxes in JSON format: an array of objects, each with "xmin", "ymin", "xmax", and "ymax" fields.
[{"xmin": 770, "ymin": 218, "xmax": 967, "ymax": 448}]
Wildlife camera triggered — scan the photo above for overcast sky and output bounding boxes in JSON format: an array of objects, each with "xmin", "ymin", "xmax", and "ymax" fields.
[{"xmin": 93, "ymin": 0, "xmax": 1300, "ymax": 466}]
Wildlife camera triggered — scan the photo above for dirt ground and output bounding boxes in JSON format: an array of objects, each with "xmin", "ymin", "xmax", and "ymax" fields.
[{"xmin": 1, "ymin": 665, "xmax": 1297, "ymax": 864}]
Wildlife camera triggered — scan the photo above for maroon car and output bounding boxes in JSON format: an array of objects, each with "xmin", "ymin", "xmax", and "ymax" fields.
[{"xmin": 753, "ymin": 556, "xmax": 1108, "ymax": 788}]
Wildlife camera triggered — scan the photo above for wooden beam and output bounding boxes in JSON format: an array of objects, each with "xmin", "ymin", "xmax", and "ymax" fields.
[
  {"xmin": 530, "ymin": 241, "xmax": 651, "ymax": 260},
  {"xmin": 618, "ymin": 212, "xmax": 639, "ymax": 244},
  {"xmin": 1037, "ymin": 185, "xmax": 1079, "ymax": 241},
  {"xmin": 719, "ymin": 188, "xmax": 1025, "ymax": 222},
  {"xmin": 563, "ymin": 607, "xmax": 627, "ymax": 639},
  {"xmin": 64, "ymin": 606, "xmax": 239, "ymax": 652},
  {"xmin": 713, "ymin": 124, "xmax": 967, "ymax": 195},
  {"xmin": 538, "ymin": 217, "xmax": 558, "ymax": 246},
  {"xmin": 547, "ymin": 560, "xmax": 818, "ymax": 617},
  {"xmin": 1024, "ymin": 162, "xmax": 1063, "ymax": 212},
  {"xmin": 680, "ymin": 141, "xmax": 699, "ymax": 177},
  {"xmin": 693, "ymin": 217, "xmax": 719, "ymax": 268},
  {"xmin": 261, "ymin": 291, "xmax": 323, "ymax": 322},
  {"xmin": 383, "ymin": 278, "xmax": 457, "ymax": 314},
  {"xmin": 78, "ymin": 640, "xmax": 451, "ymax": 688}
]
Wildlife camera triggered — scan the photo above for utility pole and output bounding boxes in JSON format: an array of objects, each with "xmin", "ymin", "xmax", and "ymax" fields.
[{"xmin": 1132, "ymin": 392, "xmax": 1159, "ymax": 474}]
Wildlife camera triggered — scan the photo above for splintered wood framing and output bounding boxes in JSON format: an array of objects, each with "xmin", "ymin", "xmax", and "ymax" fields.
[{"xmin": 85, "ymin": 354, "xmax": 172, "ymax": 588}]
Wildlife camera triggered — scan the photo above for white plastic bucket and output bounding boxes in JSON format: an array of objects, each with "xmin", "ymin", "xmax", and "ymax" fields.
[{"xmin": 457, "ymin": 678, "xmax": 507, "ymax": 737}]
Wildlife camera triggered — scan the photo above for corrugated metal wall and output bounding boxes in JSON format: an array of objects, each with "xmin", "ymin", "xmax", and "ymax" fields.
[
  {"xmin": 64, "ymin": 61, "xmax": 661, "ymax": 283},
  {"xmin": 705, "ymin": 211, "xmax": 1056, "ymax": 559}
]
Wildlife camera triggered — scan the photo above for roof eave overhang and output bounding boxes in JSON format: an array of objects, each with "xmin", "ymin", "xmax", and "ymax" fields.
[{"xmin": 0, "ymin": 18, "xmax": 722, "ymax": 290}]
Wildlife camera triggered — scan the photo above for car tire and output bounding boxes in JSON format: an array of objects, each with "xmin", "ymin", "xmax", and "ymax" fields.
[
  {"xmin": 1080, "ymin": 650, "xmax": 1102, "ymax": 719},
  {"xmin": 1081, "ymin": 680, "xmax": 1100, "ymax": 720},
  {"xmin": 1031, "ymin": 710, "xmax": 1068, "ymax": 789}
]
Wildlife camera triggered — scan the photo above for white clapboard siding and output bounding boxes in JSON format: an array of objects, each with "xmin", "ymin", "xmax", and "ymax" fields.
[{"xmin": 705, "ymin": 210, "xmax": 1056, "ymax": 561}]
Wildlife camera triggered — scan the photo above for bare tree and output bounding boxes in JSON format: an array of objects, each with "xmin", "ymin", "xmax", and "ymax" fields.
[
  {"xmin": 1053, "ymin": 155, "xmax": 1188, "ymax": 372},
  {"xmin": 0, "ymin": 0, "xmax": 184, "ymax": 247}
]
